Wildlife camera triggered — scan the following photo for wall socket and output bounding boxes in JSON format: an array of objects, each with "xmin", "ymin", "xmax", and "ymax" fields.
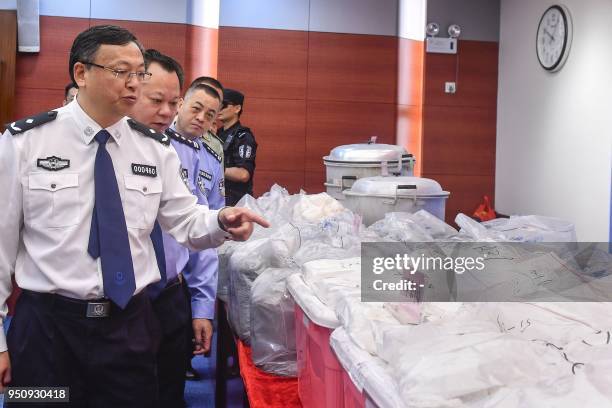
[{"xmin": 445, "ymin": 82, "xmax": 456, "ymax": 94}]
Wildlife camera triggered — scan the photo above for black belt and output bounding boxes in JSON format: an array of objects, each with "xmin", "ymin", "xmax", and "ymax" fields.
[{"xmin": 20, "ymin": 289, "xmax": 147, "ymax": 318}]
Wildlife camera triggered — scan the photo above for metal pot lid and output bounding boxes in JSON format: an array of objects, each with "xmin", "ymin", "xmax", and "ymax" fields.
[
  {"xmin": 346, "ymin": 176, "xmax": 449, "ymax": 197},
  {"xmin": 324, "ymin": 143, "xmax": 412, "ymax": 163}
]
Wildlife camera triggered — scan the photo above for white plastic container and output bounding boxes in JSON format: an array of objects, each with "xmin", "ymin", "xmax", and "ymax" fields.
[
  {"xmin": 342, "ymin": 176, "xmax": 450, "ymax": 226},
  {"xmin": 323, "ymin": 143, "xmax": 415, "ymax": 200}
]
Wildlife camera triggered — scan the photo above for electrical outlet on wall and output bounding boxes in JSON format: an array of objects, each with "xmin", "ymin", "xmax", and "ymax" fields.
[{"xmin": 445, "ymin": 82, "xmax": 456, "ymax": 94}]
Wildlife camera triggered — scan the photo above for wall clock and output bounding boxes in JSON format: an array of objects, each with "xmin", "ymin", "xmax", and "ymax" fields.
[{"xmin": 536, "ymin": 5, "xmax": 572, "ymax": 72}]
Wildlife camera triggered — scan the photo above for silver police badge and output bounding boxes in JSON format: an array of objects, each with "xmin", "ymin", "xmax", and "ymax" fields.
[
  {"xmin": 197, "ymin": 177, "xmax": 207, "ymax": 196},
  {"xmin": 219, "ymin": 179, "xmax": 225, "ymax": 197},
  {"xmin": 37, "ymin": 155, "xmax": 70, "ymax": 171},
  {"xmin": 180, "ymin": 167, "xmax": 190, "ymax": 191}
]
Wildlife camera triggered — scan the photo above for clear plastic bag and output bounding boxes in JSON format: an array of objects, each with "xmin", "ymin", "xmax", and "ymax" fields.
[
  {"xmin": 367, "ymin": 212, "xmax": 434, "ymax": 242},
  {"xmin": 250, "ymin": 267, "xmax": 300, "ymax": 377},
  {"xmin": 482, "ymin": 215, "xmax": 577, "ymax": 242},
  {"xmin": 455, "ymin": 213, "xmax": 505, "ymax": 241},
  {"xmin": 227, "ymin": 237, "xmax": 295, "ymax": 343},
  {"xmin": 411, "ymin": 209, "xmax": 458, "ymax": 239}
]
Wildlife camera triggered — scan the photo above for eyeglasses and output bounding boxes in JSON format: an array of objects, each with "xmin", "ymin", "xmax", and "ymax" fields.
[{"xmin": 81, "ymin": 61, "xmax": 152, "ymax": 82}]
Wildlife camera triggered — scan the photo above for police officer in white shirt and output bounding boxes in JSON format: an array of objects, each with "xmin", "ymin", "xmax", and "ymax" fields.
[{"xmin": 0, "ymin": 25, "xmax": 268, "ymax": 406}]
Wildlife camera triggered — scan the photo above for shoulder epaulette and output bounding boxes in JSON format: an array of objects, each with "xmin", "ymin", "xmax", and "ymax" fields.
[
  {"xmin": 236, "ymin": 126, "xmax": 253, "ymax": 139},
  {"xmin": 164, "ymin": 128, "xmax": 200, "ymax": 151},
  {"xmin": 127, "ymin": 118, "xmax": 170, "ymax": 146},
  {"xmin": 6, "ymin": 111, "xmax": 58, "ymax": 135},
  {"xmin": 202, "ymin": 141, "xmax": 222, "ymax": 163}
]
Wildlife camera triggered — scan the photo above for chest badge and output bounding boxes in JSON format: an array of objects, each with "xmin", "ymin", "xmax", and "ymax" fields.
[
  {"xmin": 37, "ymin": 156, "xmax": 70, "ymax": 171},
  {"xmin": 131, "ymin": 163, "xmax": 157, "ymax": 177},
  {"xmin": 219, "ymin": 178, "xmax": 225, "ymax": 197},
  {"xmin": 197, "ymin": 170, "xmax": 212, "ymax": 196},
  {"xmin": 197, "ymin": 177, "xmax": 207, "ymax": 196},
  {"xmin": 180, "ymin": 168, "xmax": 190, "ymax": 190}
]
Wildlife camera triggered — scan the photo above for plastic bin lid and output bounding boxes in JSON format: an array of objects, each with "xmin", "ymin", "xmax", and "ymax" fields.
[
  {"xmin": 324, "ymin": 143, "xmax": 412, "ymax": 163},
  {"xmin": 287, "ymin": 274, "xmax": 340, "ymax": 329},
  {"xmin": 345, "ymin": 176, "xmax": 449, "ymax": 197}
]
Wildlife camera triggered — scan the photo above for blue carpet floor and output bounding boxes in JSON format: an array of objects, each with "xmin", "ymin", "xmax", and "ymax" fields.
[{"xmin": 185, "ymin": 328, "xmax": 246, "ymax": 407}]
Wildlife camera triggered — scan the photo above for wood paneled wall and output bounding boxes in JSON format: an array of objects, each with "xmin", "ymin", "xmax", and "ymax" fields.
[
  {"xmin": 11, "ymin": 18, "xmax": 498, "ymax": 223},
  {"xmin": 15, "ymin": 17, "xmax": 89, "ymax": 117},
  {"xmin": 421, "ymin": 40, "xmax": 499, "ymax": 223},
  {"xmin": 217, "ymin": 27, "xmax": 399, "ymax": 196},
  {"xmin": 0, "ymin": 10, "xmax": 17, "ymax": 133},
  {"xmin": 13, "ymin": 16, "xmax": 218, "ymax": 119}
]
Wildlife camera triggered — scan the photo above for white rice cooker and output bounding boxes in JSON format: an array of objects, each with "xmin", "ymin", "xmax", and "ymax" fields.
[
  {"xmin": 323, "ymin": 142, "xmax": 415, "ymax": 200},
  {"xmin": 342, "ymin": 176, "xmax": 450, "ymax": 226}
]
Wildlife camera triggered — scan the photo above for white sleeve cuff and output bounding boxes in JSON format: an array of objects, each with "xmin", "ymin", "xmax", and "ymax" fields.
[{"xmin": 0, "ymin": 324, "xmax": 7, "ymax": 352}]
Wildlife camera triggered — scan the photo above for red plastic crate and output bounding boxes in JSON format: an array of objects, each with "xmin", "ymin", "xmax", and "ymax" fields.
[
  {"xmin": 342, "ymin": 368, "xmax": 365, "ymax": 408},
  {"xmin": 295, "ymin": 304, "xmax": 344, "ymax": 408}
]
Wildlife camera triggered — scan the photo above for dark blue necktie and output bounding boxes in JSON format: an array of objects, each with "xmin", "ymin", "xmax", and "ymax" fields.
[
  {"xmin": 147, "ymin": 221, "xmax": 168, "ymax": 299},
  {"xmin": 87, "ymin": 129, "xmax": 136, "ymax": 308}
]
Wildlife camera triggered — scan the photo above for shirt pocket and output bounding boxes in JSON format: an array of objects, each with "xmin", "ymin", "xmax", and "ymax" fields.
[
  {"xmin": 123, "ymin": 175, "xmax": 162, "ymax": 229},
  {"xmin": 26, "ymin": 173, "xmax": 80, "ymax": 228}
]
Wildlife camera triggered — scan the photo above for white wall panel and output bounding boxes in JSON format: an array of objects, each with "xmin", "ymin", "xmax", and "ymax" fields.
[
  {"xmin": 90, "ymin": 0, "xmax": 188, "ymax": 24},
  {"xmin": 219, "ymin": 0, "xmax": 309, "ymax": 31},
  {"xmin": 399, "ymin": 0, "xmax": 426, "ymax": 40},
  {"xmin": 0, "ymin": 0, "xmax": 16, "ymax": 10},
  {"xmin": 427, "ymin": 0, "xmax": 499, "ymax": 41},
  {"xmin": 309, "ymin": 0, "xmax": 398, "ymax": 36},
  {"xmin": 39, "ymin": 0, "xmax": 90, "ymax": 18},
  {"xmin": 187, "ymin": 0, "xmax": 219, "ymax": 28},
  {"xmin": 496, "ymin": 0, "xmax": 612, "ymax": 240}
]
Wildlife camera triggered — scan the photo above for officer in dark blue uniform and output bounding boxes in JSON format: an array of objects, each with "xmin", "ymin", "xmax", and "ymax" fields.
[{"xmin": 217, "ymin": 89, "xmax": 258, "ymax": 206}]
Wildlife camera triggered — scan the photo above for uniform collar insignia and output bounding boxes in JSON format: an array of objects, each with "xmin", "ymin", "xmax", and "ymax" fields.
[
  {"xmin": 165, "ymin": 128, "xmax": 200, "ymax": 150},
  {"xmin": 202, "ymin": 143, "xmax": 222, "ymax": 162}
]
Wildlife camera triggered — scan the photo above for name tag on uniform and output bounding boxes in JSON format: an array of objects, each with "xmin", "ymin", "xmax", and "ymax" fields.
[
  {"xmin": 131, "ymin": 163, "xmax": 157, "ymax": 177},
  {"xmin": 199, "ymin": 170, "xmax": 213, "ymax": 181}
]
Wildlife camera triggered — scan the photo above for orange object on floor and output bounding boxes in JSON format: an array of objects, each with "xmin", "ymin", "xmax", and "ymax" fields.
[
  {"xmin": 236, "ymin": 340, "xmax": 302, "ymax": 408},
  {"xmin": 473, "ymin": 195, "xmax": 497, "ymax": 222}
]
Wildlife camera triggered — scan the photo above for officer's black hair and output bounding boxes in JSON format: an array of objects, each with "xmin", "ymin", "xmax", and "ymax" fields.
[
  {"xmin": 69, "ymin": 25, "xmax": 144, "ymax": 84},
  {"xmin": 188, "ymin": 76, "xmax": 224, "ymax": 93},
  {"xmin": 143, "ymin": 49, "xmax": 185, "ymax": 89},
  {"xmin": 64, "ymin": 82, "xmax": 78, "ymax": 98},
  {"xmin": 185, "ymin": 83, "xmax": 221, "ymax": 103}
]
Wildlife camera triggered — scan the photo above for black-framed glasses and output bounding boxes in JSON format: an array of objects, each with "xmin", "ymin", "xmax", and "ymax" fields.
[{"xmin": 81, "ymin": 61, "xmax": 152, "ymax": 82}]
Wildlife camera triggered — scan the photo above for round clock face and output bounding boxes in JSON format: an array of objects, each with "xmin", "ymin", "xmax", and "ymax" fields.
[{"xmin": 536, "ymin": 5, "xmax": 572, "ymax": 71}]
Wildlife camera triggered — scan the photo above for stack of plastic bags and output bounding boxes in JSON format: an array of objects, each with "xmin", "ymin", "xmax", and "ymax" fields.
[{"xmin": 222, "ymin": 185, "xmax": 364, "ymax": 376}]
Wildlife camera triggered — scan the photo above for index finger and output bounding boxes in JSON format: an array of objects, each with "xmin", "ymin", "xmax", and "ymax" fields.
[{"xmin": 242, "ymin": 210, "xmax": 270, "ymax": 228}]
